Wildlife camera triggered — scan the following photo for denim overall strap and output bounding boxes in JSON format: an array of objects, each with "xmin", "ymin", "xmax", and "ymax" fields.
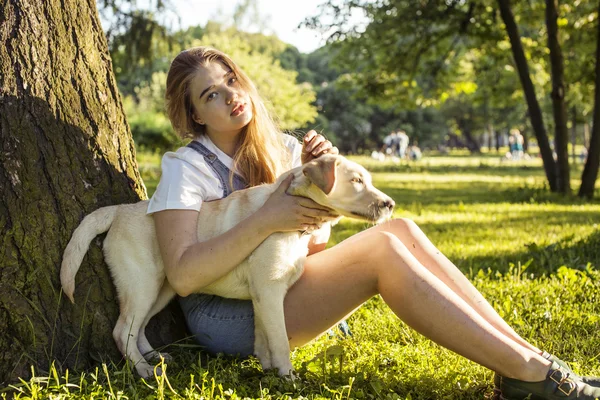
[{"xmin": 187, "ymin": 141, "xmax": 247, "ymax": 196}]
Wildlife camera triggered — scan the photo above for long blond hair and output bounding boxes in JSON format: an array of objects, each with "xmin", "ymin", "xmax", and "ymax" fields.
[{"xmin": 165, "ymin": 46, "xmax": 290, "ymax": 187}]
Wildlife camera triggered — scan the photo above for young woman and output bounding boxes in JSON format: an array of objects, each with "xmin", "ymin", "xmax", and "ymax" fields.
[{"xmin": 147, "ymin": 46, "xmax": 599, "ymax": 399}]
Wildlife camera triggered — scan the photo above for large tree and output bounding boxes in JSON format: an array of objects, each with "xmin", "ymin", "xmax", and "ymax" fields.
[
  {"xmin": 544, "ymin": 0, "xmax": 570, "ymax": 193},
  {"xmin": 579, "ymin": 1, "xmax": 600, "ymax": 198},
  {"xmin": 496, "ymin": 0, "xmax": 558, "ymax": 190},
  {"xmin": 0, "ymin": 0, "xmax": 183, "ymax": 383}
]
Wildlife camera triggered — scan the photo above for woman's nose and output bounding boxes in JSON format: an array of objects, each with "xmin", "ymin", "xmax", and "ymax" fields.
[{"xmin": 226, "ymin": 91, "xmax": 237, "ymax": 105}]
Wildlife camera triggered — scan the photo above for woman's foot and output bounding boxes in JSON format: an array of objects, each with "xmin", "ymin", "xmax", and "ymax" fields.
[
  {"xmin": 494, "ymin": 352, "xmax": 600, "ymax": 392},
  {"xmin": 496, "ymin": 361, "xmax": 600, "ymax": 399},
  {"xmin": 543, "ymin": 352, "xmax": 600, "ymax": 387}
]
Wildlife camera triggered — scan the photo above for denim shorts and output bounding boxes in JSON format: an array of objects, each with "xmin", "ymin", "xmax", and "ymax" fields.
[{"xmin": 178, "ymin": 294, "xmax": 255, "ymax": 357}]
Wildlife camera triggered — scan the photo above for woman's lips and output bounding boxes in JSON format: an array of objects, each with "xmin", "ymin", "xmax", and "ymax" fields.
[{"xmin": 231, "ymin": 103, "xmax": 245, "ymax": 116}]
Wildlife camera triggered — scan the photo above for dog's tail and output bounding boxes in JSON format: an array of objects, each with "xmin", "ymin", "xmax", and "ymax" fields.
[{"xmin": 60, "ymin": 205, "xmax": 119, "ymax": 303}]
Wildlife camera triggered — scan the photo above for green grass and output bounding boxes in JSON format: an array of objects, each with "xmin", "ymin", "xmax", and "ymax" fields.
[{"xmin": 4, "ymin": 151, "xmax": 600, "ymax": 399}]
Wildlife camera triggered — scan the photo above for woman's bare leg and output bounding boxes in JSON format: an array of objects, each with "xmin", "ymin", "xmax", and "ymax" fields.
[
  {"xmin": 284, "ymin": 229, "xmax": 550, "ymax": 382},
  {"xmin": 371, "ymin": 218, "xmax": 541, "ymax": 355}
]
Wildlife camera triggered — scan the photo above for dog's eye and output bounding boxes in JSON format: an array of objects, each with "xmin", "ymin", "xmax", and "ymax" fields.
[{"xmin": 351, "ymin": 177, "xmax": 363, "ymax": 185}]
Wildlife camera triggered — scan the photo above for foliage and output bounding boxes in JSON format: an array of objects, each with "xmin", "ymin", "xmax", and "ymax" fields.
[
  {"xmin": 3, "ymin": 152, "xmax": 600, "ymax": 399},
  {"xmin": 99, "ymin": 0, "xmax": 178, "ymax": 90},
  {"xmin": 287, "ymin": 44, "xmax": 452, "ymax": 152}
]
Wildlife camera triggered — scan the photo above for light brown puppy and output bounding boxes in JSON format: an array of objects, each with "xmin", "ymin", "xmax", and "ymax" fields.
[{"xmin": 60, "ymin": 154, "xmax": 394, "ymax": 378}]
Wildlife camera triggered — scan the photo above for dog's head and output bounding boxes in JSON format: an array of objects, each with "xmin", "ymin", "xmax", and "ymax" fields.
[{"xmin": 288, "ymin": 154, "xmax": 394, "ymax": 224}]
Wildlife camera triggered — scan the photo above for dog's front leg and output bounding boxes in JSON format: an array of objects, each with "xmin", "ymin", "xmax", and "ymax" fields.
[
  {"xmin": 253, "ymin": 312, "xmax": 272, "ymax": 370},
  {"xmin": 251, "ymin": 285, "xmax": 295, "ymax": 378},
  {"xmin": 137, "ymin": 282, "xmax": 176, "ymax": 362}
]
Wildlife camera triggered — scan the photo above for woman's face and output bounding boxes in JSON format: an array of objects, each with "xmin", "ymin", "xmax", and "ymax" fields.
[{"xmin": 189, "ymin": 60, "xmax": 253, "ymax": 137}]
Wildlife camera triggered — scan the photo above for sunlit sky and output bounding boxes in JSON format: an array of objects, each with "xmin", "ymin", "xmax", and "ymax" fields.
[{"xmin": 162, "ymin": 0, "xmax": 328, "ymax": 53}]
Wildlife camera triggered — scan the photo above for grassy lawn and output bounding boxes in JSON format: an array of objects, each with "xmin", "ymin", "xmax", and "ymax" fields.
[{"xmin": 6, "ymin": 151, "xmax": 600, "ymax": 399}]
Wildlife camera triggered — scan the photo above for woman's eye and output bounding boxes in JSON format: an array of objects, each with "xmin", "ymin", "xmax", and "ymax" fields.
[
  {"xmin": 207, "ymin": 92, "xmax": 217, "ymax": 101},
  {"xmin": 229, "ymin": 76, "xmax": 238, "ymax": 85}
]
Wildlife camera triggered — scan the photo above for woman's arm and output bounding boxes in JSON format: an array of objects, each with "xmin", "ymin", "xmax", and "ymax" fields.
[
  {"xmin": 307, "ymin": 224, "xmax": 331, "ymax": 255},
  {"xmin": 154, "ymin": 176, "xmax": 334, "ymax": 296}
]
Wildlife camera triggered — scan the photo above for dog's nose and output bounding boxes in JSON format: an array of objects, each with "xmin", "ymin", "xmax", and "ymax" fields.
[{"xmin": 379, "ymin": 199, "xmax": 395, "ymax": 211}]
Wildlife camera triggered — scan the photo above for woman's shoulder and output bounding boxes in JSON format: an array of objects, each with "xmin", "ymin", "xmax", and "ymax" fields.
[
  {"xmin": 161, "ymin": 143, "xmax": 210, "ymax": 170},
  {"xmin": 158, "ymin": 143, "xmax": 222, "ymax": 188},
  {"xmin": 282, "ymin": 133, "xmax": 303, "ymax": 155},
  {"xmin": 282, "ymin": 133, "xmax": 301, "ymax": 146},
  {"xmin": 281, "ymin": 133, "xmax": 302, "ymax": 168},
  {"xmin": 147, "ymin": 143, "xmax": 223, "ymax": 214}
]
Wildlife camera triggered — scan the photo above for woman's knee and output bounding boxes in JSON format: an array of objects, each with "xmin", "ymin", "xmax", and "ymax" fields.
[
  {"xmin": 369, "ymin": 232, "xmax": 426, "ymax": 284},
  {"xmin": 391, "ymin": 217, "xmax": 420, "ymax": 231},
  {"xmin": 382, "ymin": 217, "xmax": 422, "ymax": 238},
  {"xmin": 373, "ymin": 231, "xmax": 411, "ymax": 260}
]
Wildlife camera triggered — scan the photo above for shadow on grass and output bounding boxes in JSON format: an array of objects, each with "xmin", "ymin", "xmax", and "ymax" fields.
[
  {"xmin": 381, "ymin": 182, "xmax": 600, "ymax": 207},
  {"xmin": 369, "ymin": 162, "xmax": 551, "ymax": 178},
  {"xmin": 450, "ymin": 229, "xmax": 600, "ymax": 276}
]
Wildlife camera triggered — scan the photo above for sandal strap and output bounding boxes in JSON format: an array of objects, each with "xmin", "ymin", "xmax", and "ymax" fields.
[{"xmin": 548, "ymin": 369, "xmax": 576, "ymax": 396}]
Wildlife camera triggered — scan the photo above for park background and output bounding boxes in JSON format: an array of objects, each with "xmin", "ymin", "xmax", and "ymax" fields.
[{"xmin": 1, "ymin": 0, "xmax": 600, "ymax": 399}]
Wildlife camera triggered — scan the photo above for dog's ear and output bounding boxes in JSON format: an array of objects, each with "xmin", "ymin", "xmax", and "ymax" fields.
[{"xmin": 302, "ymin": 156, "xmax": 339, "ymax": 195}]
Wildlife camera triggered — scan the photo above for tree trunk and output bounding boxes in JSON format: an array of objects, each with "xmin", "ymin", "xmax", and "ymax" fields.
[
  {"xmin": 463, "ymin": 130, "xmax": 481, "ymax": 153},
  {"xmin": 487, "ymin": 123, "xmax": 495, "ymax": 151},
  {"xmin": 456, "ymin": 116, "xmax": 480, "ymax": 153},
  {"xmin": 495, "ymin": 127, "xmax": 502, "ymax": 152},
  {"xmin": 0, "ymin": 0, "xmax": 184, "ymax": 383},
  {"xmin": 545, "ymin": 0, "xmax": 571, "ymax": 193},
  {"xmin": 572, "ymin": 106, "xmax": 577, "ymax": 165},
  {"xmin": 579, "ymin": 1, "xmax": 600, "ymax": 198},
  {"xmin": 497, "ymin": 0, "xmax": 558, "ymax": 191}
]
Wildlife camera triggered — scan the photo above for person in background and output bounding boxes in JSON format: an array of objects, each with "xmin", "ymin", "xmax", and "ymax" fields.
[
  {"xmin": 510, "ymin": 129, "xmax": 524, "ymax": 161},
  {"xmin": 397, "ymin": 130, "xmax": 409, "ymax": 159},
  {"xmin": 381, "ymin": 131, "xmax": 398, "ymax": 155}
]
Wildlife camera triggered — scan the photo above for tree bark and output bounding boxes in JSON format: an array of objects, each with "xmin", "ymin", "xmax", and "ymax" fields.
[
  {"xmin": 571, "ymin": 106, "xmax": 577, "ymax": 165},
  {"xmin": 495, "ymin": 127, "xmax": 502, "ymax": 152},
  {"xmin": 455, "ymin": 115, "xmax": 481, "ymax": 153},
  {"xmin": 497, "ymin": 0, "xmax": 558, "ymax": 191},
  {"xmin": 579, "ymin": 1, "xmax": 600, "ymax": 198},
  {"xmin": 0, "ymin": 0, "xmax": 184, "ymax": 383},
  {"xmin": 545, "ymin": 0, "xmax": 571, "ymax": 193}
]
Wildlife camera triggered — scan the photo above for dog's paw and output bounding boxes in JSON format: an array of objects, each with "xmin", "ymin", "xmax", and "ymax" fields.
[
  {"xmin": 281, "ymin": 369, "xmax": 298, "ymax": 381},
  {"xmin": 136, "ymin": 362, "xmax": 157, "ymax": 379},
  {"xmin": 157, "ymin": 352, "xmax": 173, "ymax": 363},
  {"xmin": 143, "ymin": 350, "xmax": 172, "ymax": 363},
  {"xmin": 255, "ymin": 352, "xmax": 272, "ymax": 370}
]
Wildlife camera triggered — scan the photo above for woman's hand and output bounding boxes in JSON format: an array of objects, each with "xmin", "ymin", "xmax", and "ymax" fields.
[
  {"xmin": 259, "ymin": 175, "xmax": 335, "ymax": 233},
  {"xmin": 301, "ymin": 130, "xmax": 339, "ymax": 164}
]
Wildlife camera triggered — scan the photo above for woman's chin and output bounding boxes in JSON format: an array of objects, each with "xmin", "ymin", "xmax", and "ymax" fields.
[{"xmin": 233, "ymin": 111, "xmax": 253, "ymax": 128}]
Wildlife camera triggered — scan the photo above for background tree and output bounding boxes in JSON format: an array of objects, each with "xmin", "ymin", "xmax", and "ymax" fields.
[
  {"xmin": 580, "ymin": 1, "xmax": 600, "ymax": 198},
  {"xmin": 545, "ymin": 0, "xmax": 570, "ymax": 193},
  {"xmin": 497, "ymin": 0, "xmax": 557, "ymax": 189}
]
